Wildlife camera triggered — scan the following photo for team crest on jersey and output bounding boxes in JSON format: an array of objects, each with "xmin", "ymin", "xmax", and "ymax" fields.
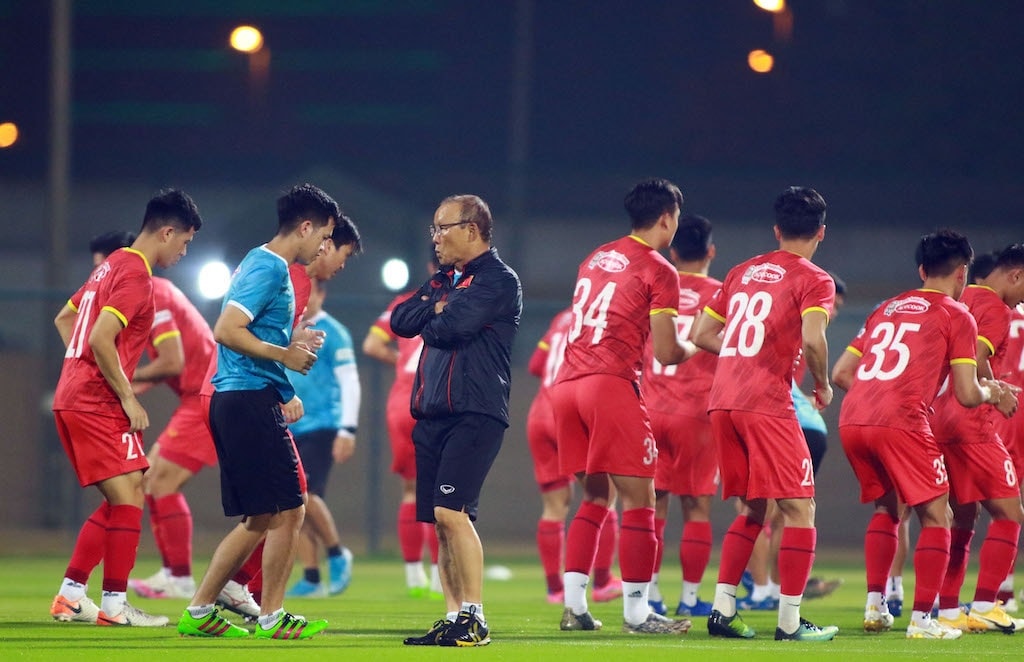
[
  {"xmin": 92, "ymin": 261, "xmax": 111, "ymax": 282},
  {"xmin": 884, "ymin": 296, "xmax": 930, "ymax": 316},
  {"xmin": 588, "ymin": 250, "xmax": 629, "ymax": 273},
  {"xmin": 678, "ymin": 288, "xmax": 701, "ymax": 309},
  {"xmin": 740, "ymin": 262, "xmax": 785, "ymax": 284}
]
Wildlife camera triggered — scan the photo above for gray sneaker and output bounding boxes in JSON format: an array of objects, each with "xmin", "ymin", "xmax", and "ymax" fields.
[
  {"xmin": 560, "ymin": 608, "xmax": 602, "ymax": 631},
  {"xmin": 623, "ymin": 611, "xmax": 691, "ymax": 634}
]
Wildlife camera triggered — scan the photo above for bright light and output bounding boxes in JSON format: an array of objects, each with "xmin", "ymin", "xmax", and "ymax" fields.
[
  {"xmin": 753, "ymin": 0, "xmax": 785, "ymax": 12},
  {"xmin": 381, "ymin": 258, "xmax": 410, "ymax": 292},
  {"xmin": 230, "ymin": 25, "xmax": 264, "ymax": 53},
  {"xmin": 748, "ymin": 49, "xmax": 775, "ymax": 74},
  {"xmin": 0, "ymin": 122, "xmax": 18, "ymax": 148},
  {"xmin": 197, "ymin": 260, "xmax": 232, "ymax": 300}
]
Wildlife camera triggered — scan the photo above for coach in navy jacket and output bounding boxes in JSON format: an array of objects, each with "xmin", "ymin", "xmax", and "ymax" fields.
[{"xmin": 391, "ymin": 194, "xmax": 521, "ymax": 647}]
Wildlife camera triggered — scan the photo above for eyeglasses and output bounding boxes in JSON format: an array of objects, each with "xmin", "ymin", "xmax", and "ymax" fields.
[{"xmin": 428, "ymin": 220, "xmax": 472, "ymax": 238}]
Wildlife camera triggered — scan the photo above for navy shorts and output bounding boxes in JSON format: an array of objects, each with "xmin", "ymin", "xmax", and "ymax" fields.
[
  {"xmin": 412, "ymin": 413, "xmax": 505, "ymax": 523},
  {"xmin": 292, "ymin": 428, "xmax": 336, "ymax": 497},
  {"xmin": 210, "ymin": 387, "xmax": 303, "ymax": 517}
]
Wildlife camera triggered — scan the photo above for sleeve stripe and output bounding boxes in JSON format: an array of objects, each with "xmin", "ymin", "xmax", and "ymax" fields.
[
  {"xmin": 537, "ymin": 340, "xmax": 550, "ymax": 351},
  {"xmin": 153, "ymin": 330, "xmax": 181, "ymax": 347},
  {"xmin": 703, "ymin": 306, "xmax": 726, "ymax": 323},
  {"xmin": 369, "ymin": 325, "xmax": 391, "ymax": 341},
  {"xmin": 67, "ymin": 298, "xmax": 78, "ymax": 313},
  {"xmin": 226, "ymin": 300, "xmax": 255, "ymax": 321},
  {"xmin": 845, "ymin": 346, "xmax": 863, "ymax": 357},
  {"xmin": 978, "ymin": 335, "xmax": 996, "ymax": 356},
  {"xmin": 802, "ymin": 306, "xmax": 831, "ymax": 320},
  {"xmin": 101, "ymin": 305, "xmax": 128, "ymax": 327},
  {"xmin": 650, "ymin": 307, "xmax": 678, "ymax": 317},
  {"xmin": 950, "ymin": 358, "xmax": 978, "ymax": 366}
]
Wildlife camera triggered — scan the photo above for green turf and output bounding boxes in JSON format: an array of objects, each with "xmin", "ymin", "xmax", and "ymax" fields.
[{"xmin": 0, "ymin": 553, "xmax": 1015, "ymax": 660}]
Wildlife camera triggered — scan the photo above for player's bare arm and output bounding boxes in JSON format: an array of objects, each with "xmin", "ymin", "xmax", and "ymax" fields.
[
  {"xmin": 802, "ymin": 309, "xmax": 832, "ymax": 408},
  {"xmin": 951, "ymin": 362, "xmax": 1010, "ymax": 411},
  {"xmin": 54, "ymin": 303, "xmax": 77, "ymax": 347},
  {"xmin": 362, "ymin": 330, "xmax": 398, "ymax": 365},
  {"xmin": 89, "ymin": 309, "xmax": 150, "ymax": 432},
  {"xmin": 691, "ymin": 309, "xmax": 724, "ymax": 355},
  {"xmin": 650, "ymin": 311, "xmax": 696, "ymax": 365},
  {"xmin": 214, "ymin": 304, "xmax": 317, "ymax": 374},
  {"xmin": 133, "ymin": 334, "xmax": 185, "ymax": 383},
  {"xmin": 831, "ymin": 348, "xmax": 860, "ymax": 391}
]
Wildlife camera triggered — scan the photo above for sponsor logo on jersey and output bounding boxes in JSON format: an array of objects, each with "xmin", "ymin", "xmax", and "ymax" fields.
[
  {"xmin": 92, "ymin": 261, "xmax": 112, "ymax": 282},
  {"xmin": 740, "ymin": 262, "xmax": 786, "ymax": 285},
  {"xmin": 588, "ymin": 250, "xmax": 629, "ymax": 273},
  {"xmin": 678, "ymin": 288, "xmax": 701, "ymax": 310},
  {"xmin": 884, "ymin": 296, "xmax": 931, "ymax": 316},
  {"xmin": 152, "ymin": 309, "xmax": 173, "ymax": 326}
]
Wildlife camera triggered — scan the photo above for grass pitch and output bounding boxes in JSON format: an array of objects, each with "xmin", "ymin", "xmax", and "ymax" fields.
[{"xmin": 0, "ymin": 552, "xmax": 1015, "ymax": 660}]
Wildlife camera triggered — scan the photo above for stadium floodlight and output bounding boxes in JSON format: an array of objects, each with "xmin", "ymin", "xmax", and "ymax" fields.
[
  {"xmin": 748, "ymin": 49, "xmax": 774, "ymax": 74},
  {"xmin": 381, "ymin": 257, "xmax": 410, "ymax": 292},
  {"xmin": 197, "ymin": 260, "xmax": 232, "ymax": 300},
  {"xmin": 230, "ymin": 26, "xmax": 264, "ymax": 54},
  {"xmin": 753, "ymin": 0, "xmax": 785, "ymax": 12},
  {"xmin": 0, "ymin": 122, "xmax": 18, "ymax": 148}
]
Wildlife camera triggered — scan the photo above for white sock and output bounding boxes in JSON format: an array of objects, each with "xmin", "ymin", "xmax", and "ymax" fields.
[
  {"xmin": 446, "ymin": 610, "xmax": 459, "ymax": 622},
  {"xmin": 648, "ymin": 573, "xmax": 663, "ymax": 601},
  {"xmin": 622, "ymin": 581, "xmax": 650, "ymax": 625},
  {"xmin": 777, "ymin": 593, "xmax": 802, "ymax": 633},
  {"xmin": 59, "ymin": 578, "xmax": 86, "ymax": 602},
  {"xmin": 712, "ymin": 583, "xmax": 737, "ymax": 617},
  {"xmin": 187, "ymin": 604, "xmax": 214, "ymax": 618},
  {"xmin": 865, "ymin": 591, "xmax": 884, "ymax": 611},
  {"xmin": 460, "ymin": 602, "xmax": 485, "ymax": 624},
  {"xmin": 751, "ymin": 582, "xmax": 772, "ymax": 602},
  {"xmin": 405, "ymin": 562, "xmax": 427, "ymax": 588},
  {"xmin": 999, "ymin": 573, "xmax": 1014, "ymax": 593},
  {"xmin": 430, "ymin": 564, "xmax": 442, "ymax": 592},
  {"xmin": 564, "ymin": 571, "xmax": 589, "ymax": 615},
  {"xmin": 910, "ymin": 610, "xmax": 931, "ymax": 626},
  {"xmin": 171, "ymin": 575, "xmax": 195, "ymax": 592},
  {"xmin": 258, "ymin": 608, "xmax": 284, "ymax": 630},
  {"xmin": 100, "ymin": 590, "xmax": 127, "ymax": 617},
  {"xmin": 938, "ymin": 607, "xmax": 961, "ymax": 620},
  {"xmin": 681, "ymin": 580, "xmax": 700, "ymax": 606},
  {"xmin": 768, "ymin": 579, "xmax": 780, "ymax": 600},
  {"xmin": 888, "ymin": 576, "xmax": 904, "ymax": 600},
  {"xmin": 972, "ymin": 600, "xmax": 995, "ymax": 613}
]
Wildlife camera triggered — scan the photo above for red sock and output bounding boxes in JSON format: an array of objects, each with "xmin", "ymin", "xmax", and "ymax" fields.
[
  {"xmin": 564, "ymin": 501, "xmax": 609, "ymax": 575},
  {"xmin": 537, "ymin": 519, "xmax": 565, "ymax": 593},
  {"xmin": 249, "ymin": 542, "xmax": 264, "ymax": 605},
  {"xmin": 865, "ymin": 512, "xmax": 900, "ymax": 594},
  {"xmin": 652, "ymin": 516, "xmax": 667, "ymax": 574},
  {"xmin": 974, "ymin": 520, "xmax": 1021, "ymax": 603},
  {"xmin": 717, "ymin": 516, "xmax": 763, "ymax": 585},
  {"xmin": 680, "ymin": 521, "xmax": 712, "ymax": 584},
  {"xmin": 619, "ymin": 508, "xmax": 656, "ymax": 583},
  {"xmin": 397, "ymin": 502, "xmax": 424, "ymax": 562},
  {"xmin": 939, "ymin": 527, "xmax": 973, "ymax": 610},
  {"xmin": 65, "ymin": 502, "xmax": 111, "ymax": 585},
  {"xmin": 778, "ymin": 527, "xmax": 816, "ymax": 596},
  {"xmin": 593, "ymin": 508, "xmax": 618, "ymax": 587},
  {"xmin": 913, "ymin": 526, "xmax": 951, "ymax": 614},
  {"xmin": 233, "ymin": 539, "xmax": 264, "ymax": 585},
  {"xmin": 426, "ymin": 523, "xmax": 439, "ymax": 564},
  {"xmin": 154, "ymin": 493, "xmax": 192, "ymax": 577},
  {"xmin": 101, "ymin": 505, "xmax": 143, "ymax": 593},
  {"xmin": 145, "ymin": 494, "xmax": 169, "ymax": 568}
]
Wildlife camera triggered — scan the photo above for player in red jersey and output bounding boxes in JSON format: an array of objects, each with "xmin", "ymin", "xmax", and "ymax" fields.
[
  {"xmin": 929, "ymin": 243, "xmax": 1024, "ymax": 633},
  {"xmin": 692, "ymin": 186, "xmax": 837, "ymax": 641},
  {"xmin": 551, "ymin": 178, "xmax": 696, "ymax": 635},
  {"xmin": 49, "ymin": 190, "xmax": 202, "ymax": 627},
  {"xmin": 363, "ymin": 259, "xmax": 443, "ymax": 598},
  {"xmin": 526, "ymin": 306, "xmax": 622, "ymax": 605},
  {"xmin": 833, "ymin": 230, "xmax": 1015, "ymax": 639},
  {"xmin": 642, "ymin": 214, "xmax": 721, "ymax": 618}
]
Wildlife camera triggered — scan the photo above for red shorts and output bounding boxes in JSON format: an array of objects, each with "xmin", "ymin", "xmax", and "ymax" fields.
[
  {"xmin": 527, "ymin": 391, "xmax": 572, "ymax": 491},
  {"xmin": 839, "ymin": 424, "xmax": 948, "ymax": 507},
  {"xmin": 551, "ymin": 374, "xmax": 657, "ymax": 478},
  {"xmin": 55, "ymin": 409, "xmax": 149, "ymax": 487},
  {"xmin": 386, "ymin": 390, "xmax": 417, "ymax": 480},
  {"xmin": 155, "ymin": 395, "xmax": 218, "ymax": 474},
  {"xmin": 996, "ymin": 412, "xmax": 1024, "ymax": 483},
  {"xmin": 651, "ymin": 410, "xmax": 718, "ymax": 497},
  {"xmin": 941, "ymin": 440, "xmax": 1020, "ymax": 504},
  {"xmin": 710, "ymin": 409, "xmax": 813, "ymax": 500}
]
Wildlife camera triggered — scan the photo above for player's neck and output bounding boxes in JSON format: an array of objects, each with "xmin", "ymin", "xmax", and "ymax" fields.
[
  {"xmin": 920, "ymin": 278, "xmax": 959, "ymax": 298},
  {"xmin": 264, "ymin": 235, "xmax": 302, "ymax": 264},
  {"xmin": 777, "ymin": 238, "xmax": 818, "ymax": 261},
  {"xmin": 675, "ymin": 259, "xmax": 709, "ymax": 276}
]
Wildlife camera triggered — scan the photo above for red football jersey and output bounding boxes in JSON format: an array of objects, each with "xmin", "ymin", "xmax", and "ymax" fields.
[
  {"xmin": 643, "ymin": 272, "xmax": 721, "ymax": 417},
  {"xmin": 371, "ymin": 291, "xmax": 425, "ymax": 399},
  {"xmin": 1002, "ymin": 304, "xmax": 1024, "ymax": 386},
  {"xmin": 706, "ymin": 249, "xmax": 835, "ymax": 415},
  {"xmin": 931, "ymin": 284, "xmax": 1011, "ymax": 442},
  {"xmin": 529, "ymin": 308, "xmax": 574, "ymax": 392},
  {"xmin": 839, "ymin": 289, "xmax": 979, "ymax": 432},
  {"xmin": 53, "ymin": 248, "xmax": 155, "ymax": 417},
  {"xmin": 557, "ymin": 235, "xmax": 680, "ymax": 386},
  {"xmin": 148, "ymin": 277, "xmax": 216, "ymax": 398}
]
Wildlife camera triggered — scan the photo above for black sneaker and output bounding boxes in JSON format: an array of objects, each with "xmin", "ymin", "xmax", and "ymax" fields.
[
  {"xmin": 403, "ymin": 618, "xmax": 452, "ymax": 646},
  {"xmin": 707, "ymin": 609, "xmax": 756, "ymax": 638},
  {"xmin": 437, "ymin": 609, "xmax": 491, "ymax": 647}
]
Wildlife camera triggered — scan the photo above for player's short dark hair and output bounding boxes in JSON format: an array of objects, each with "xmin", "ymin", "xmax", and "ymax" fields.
[
  {"xmin": 994, "ymin": 244, "xmax": 1024, "ymax": 271},
  {"xmin": 969, "ymin": 250, "xmax": 1000, "ymax": 283},
  {"xmin": 916, "ymin": 229, "xmax": 973, "ymax": 278},
  {"xmin": 624, "ymin": 178, "xmax": 684, "ymax": 230},
  {"xmin": 441, "ymin": 194, "xmax": 494, "ymax": 242},
  {"xmin": 774, "ymin": 186, "xmax": 826, "ymax": 239},
  {"xmin": 277, "ymin": 183, "xmax": 340, "ymax": 232},
  {"xmin": 142, "ymin": 189, "xmax": 202, "ymax": 233},
  {"xmin": 828, "ymin": 270, "xmax": 847, "ymax": 297},
  {"xmin": 331, "ymin": 212, "xmax": 363, "ymax": 253},
  {"xmin": 671, "ymin": 214, "xmax": 712, "ymax": 261},
  {"xmin": 89, "ymin": 230, "xmax": 136, "ymax": 258}
]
